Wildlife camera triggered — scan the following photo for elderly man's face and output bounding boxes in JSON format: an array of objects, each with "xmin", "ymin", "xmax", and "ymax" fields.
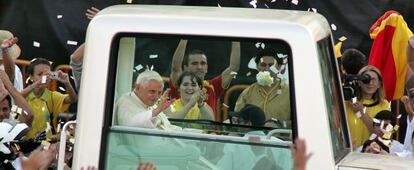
[{"xmin": 135, "ymin": 80, "xmax": 163, "ymax": 106}]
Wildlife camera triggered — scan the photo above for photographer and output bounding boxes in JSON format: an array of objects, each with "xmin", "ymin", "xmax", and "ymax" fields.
[
  {"xmin": 340, "ymin": 49, "xmax": 368, "ymax": 100},
  {"xmin": 21, "ymin": 58, "xmax": 77, "ymax": 140},
  {"xmin": 345, "ymin": 65, "xmax": 390, "ymax": 147}
]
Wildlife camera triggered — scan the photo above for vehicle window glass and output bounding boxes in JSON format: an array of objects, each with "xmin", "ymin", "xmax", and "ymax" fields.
[
  {"xmin": 104, "ymin": 34, "xmax": 296, "ymax": 169},
  {"xmin": 317, "ymin": 36, "xmax": 351, "ymax": 162}
]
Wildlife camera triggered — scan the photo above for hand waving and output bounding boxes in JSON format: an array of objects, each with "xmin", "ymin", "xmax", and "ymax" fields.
[
  {"xmin": 1, "ymin": 37, "xmax": 18, "ymax": 49},
  {"xmin": 86, "ymin": 7, "xmax": 100, "ymax": 20}
]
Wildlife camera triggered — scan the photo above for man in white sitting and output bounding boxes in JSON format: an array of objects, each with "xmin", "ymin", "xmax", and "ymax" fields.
[{"xmin": 116, "ymin": 70, "xmax": 180, "ymax": 130}]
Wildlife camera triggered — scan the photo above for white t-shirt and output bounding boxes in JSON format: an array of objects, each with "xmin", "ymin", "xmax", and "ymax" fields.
[
  {"xmin": 404, "ymin": 117, "xmax": 414, "ymax": 151},
  {"xmin": 0, "ymin": 64, "xmax": 24, "ymax": 91}
]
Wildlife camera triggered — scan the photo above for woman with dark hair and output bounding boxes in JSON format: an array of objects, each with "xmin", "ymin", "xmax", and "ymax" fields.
[
  {"xmin": 345, "ymin": 65, "xmax": 390, "ymax": 147},
  {"xmin": 21, "ymin": 58, "xmax": 77, "ymax": 140},
  {"xmin": 164, "ymin": 71, "xmax": 214, "ymax": 120}
]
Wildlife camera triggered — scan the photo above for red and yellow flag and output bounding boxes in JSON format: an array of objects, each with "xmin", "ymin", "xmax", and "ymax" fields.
[{"xmin": 368, "ymin": 10, "xmax": 413, "ymax": 101}]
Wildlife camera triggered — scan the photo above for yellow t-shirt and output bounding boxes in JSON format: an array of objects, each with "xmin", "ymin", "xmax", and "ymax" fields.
[
  {"xmin": 345, "ymin": 98, "xmax": 390, "ymax": 147},
  {"xmin": 170, "ymin": 99, "xmax": 201, "ymax": 120},
  {"xmin": 25, "ymin": 89, "xmax": 70, "ymax": 139}
]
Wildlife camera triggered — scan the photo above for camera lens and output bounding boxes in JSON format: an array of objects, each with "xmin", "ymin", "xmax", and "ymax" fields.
[{"xmin": 361, "ymin": 74, "xmax": 371, "ymax": 84}]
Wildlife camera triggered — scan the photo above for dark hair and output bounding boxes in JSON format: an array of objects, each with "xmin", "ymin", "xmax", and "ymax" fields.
[
  {"xmin": 361, "ymin": 137, "xmax": 390, "ymax": 153},
  {"xmin": 374, "ymin": 110, "xmax": 395, "ymax": 126},
  {"xmin": 176, "ymin": 71, "xmax": 202, "ymax": 88},
  {"xmin": 255, "ymin": 48, "xmax": 282, "ymax": 66},
  {"xmin": 341, "ymin": 49, "xmax": 367, "ymax": 75},
  {"xmin": 27, "ymin": 58, "xmax": 51, "ymax": 75},
  {"xmin": 183, "ymin": 49, "xmax": 206, "ymax": 66}
]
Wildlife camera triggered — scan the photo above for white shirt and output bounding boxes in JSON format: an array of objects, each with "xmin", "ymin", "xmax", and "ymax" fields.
[
  {"xmin": 404, "ymin": 116, "xmax": 414, "ymax": 152},
  {"xmin": 116, "ymin": 91, "xmax": 158, "ymax": 128},
  {"xmin": 115, "ymin": 91, "xmax": 181, "ymax": 130},
  {"xmin": 0, "ymin": 65, "xmax": 23, "ymax": 91}
]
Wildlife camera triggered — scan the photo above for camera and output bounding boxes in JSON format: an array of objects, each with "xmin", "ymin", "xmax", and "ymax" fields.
[
  {"xmin": 49, "ymin": 71, "xmax": 59, "ymax": 80},
  {"xmin": 342, "ymin": 74, "xmax": 371, "ymax": 100}
]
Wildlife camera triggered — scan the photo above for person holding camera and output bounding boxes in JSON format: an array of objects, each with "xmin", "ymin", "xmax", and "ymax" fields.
[
  {"xmin": 345, "ymin": 65, "xmax": 390, "ymax": 147},
  {"xmin": 21, "ymin": 58, "xmax": 77, "ymax": 140}
]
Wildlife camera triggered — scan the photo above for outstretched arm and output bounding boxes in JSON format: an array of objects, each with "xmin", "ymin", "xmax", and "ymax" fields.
[
  {"xmin": 221, "ymin": 41, "xmax": 240, "ymax": 88},
  {"xmin": 1, "ymin": 37, "xmax": 18, "ymax": 83},
  {"xmin": 170, "ymin": 39, "xmax": 188, "ymax": 86},
  {"xmin": 0, "ymin": 71, "xmax": 33, "ymax": 125}
]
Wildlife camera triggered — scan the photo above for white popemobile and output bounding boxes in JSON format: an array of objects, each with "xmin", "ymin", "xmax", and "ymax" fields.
[{"xmin": 60, "ymin": 5, "xmax": 414, "ymax": 170}]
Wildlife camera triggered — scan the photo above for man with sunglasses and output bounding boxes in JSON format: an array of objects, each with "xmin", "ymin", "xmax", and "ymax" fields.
[{"xmin": 234, "ymin": 48, "xmax": 290, "ymax": 126}]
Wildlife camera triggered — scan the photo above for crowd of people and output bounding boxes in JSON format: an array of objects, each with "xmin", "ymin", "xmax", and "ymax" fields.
[{"xmin": 1, "ymin": 5, "xmax": 413, "ymax": 170}]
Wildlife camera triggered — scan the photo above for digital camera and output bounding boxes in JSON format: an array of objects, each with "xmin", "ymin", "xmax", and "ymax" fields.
[{"xmin": 342, "ymin": 74, "xmax": 371, "ymax": 100}]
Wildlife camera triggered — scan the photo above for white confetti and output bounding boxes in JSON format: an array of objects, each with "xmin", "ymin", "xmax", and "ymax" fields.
[
  {"xmin": 70, "ymin": 76, "xmax": 74, "ymax": 80},
  {"xmin": 42, "ymin": 106, "xmax": 46, "ymax": 112},
  {"xmin": 277, "ymin": 53, "xmax": 287, "ymax": 59},
  {"xmin": 67, "ymin": 40, "xmax": 78, "ymax": 46},
  {"xmin": 135, "ymin": 64, "xmax": 143, "ymax": 71},
  {"xmin": 59, "ymin": 86, "xmax": 66, "ymax": 91},
  {"xmin": 222, "ymin": 103, "xmax": 230, "ymax": 108},
  {"xmin": 33, "ymin": 41, "xmax": 40, "ymax": 47},
  {"xmin": 397, "ymin": 114, "xmax": 402, "ymax": 119},
  {"xmin": 23, "ymin": 111, "xmax": 28, "ymax": 115},
  {"xmin": 230, "ymin": 71, "xmax": 237, "ymax": 79},
  {"xmin": 126, "ymin": 0, "xmax": 133, "ymax": 3},
  {"xmin": 246, "ymin": 72, "xmax": 252, "ymax": 77},
  {"xmin": 271, "ymin": 0, "xmax": 276, "ymax": 2},
  {"xmin": 150, "ymin": 65, "xmax": 154, "ymax": 71},
  {"xmin": 264, "ymin": 4, "xmax": 269, "ymax": 8},
  {"xmin": 11, "ymin": 105, "xmax": 18, "ymax": 112},
  {"xmin": 249, "ymin": 0, "xmax": 257, "ymax": 8},
  {"xmin": 339, "ymin": 36, "xmax": 347, "ymax": 42},
  {"xmin": 41, "ymin": 75, "xmax": 47, "ymax": 84},
  {"xmin": 331, "ymin": 24, "xmax": 337, "ymax": 31},
  {"xmin": 351, "ymin": 97, "xmax": 357, "ymax": 103},
  {"xmin": 311, "ymin": 8, "xmax": 317, "ymax": 13},
  {"xmin": 218, "ymin": 3, "xmax": 221, "ymax": 7},
  {"xmin": 57, "ymin": 15, "xmax": 63, "ymax": 19},
  {"xmin": 255, "ymin": 42, "xmax": 265, "ymax": 49},
  {"xmin": 149, "ymin": 54, "xmax": 158, "ymax": 59},
  {"xmin": 291, "ymin": 0, "xmax": 299, "ymax": 5},
  {"xmin": 69, "ymin": 138, "xmax": 75, "ymax": 144},
  {"xmin": 17, "ymin": 108, "xmax": 22, "ymax": 114}
]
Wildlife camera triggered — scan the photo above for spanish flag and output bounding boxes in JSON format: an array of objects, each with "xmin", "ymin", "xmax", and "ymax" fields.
[{"xmin": 368, "ymin": 10, "xmax": 413, "ymax": 101}]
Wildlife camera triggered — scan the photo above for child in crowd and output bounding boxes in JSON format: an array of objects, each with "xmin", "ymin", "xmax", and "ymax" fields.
[{"xmin": 21, "ymin": 58, "xmax": 77, "ymax": 139}]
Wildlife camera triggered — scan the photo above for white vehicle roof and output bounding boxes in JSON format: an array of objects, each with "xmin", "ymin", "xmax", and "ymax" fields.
[{"xmin": 73, "ymin": 5, "xmax": 338, "ymax": 169}]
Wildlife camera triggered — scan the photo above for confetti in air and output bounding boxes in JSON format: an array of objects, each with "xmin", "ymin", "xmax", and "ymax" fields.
[
  {"xmin": 331, "ymin": 24, "xmax": 337, "ymax": 31},
  {"xmin": 149, "ymin": 54, "xmax": 158, "ymax": 59},
  {"xmin": 33, "ymin": 41, "xmax": 40, "ymax": 47},
  {"xmin": 126, "ymin": 0, "xmax": 133, "ymax": 3},
  {"xmin": 255, "ymin": 42, "xmax": 265, "ymax": 49},
  {"xmin": 246, "ymin": 72, "xmax": 252, "ymax": 77},
  {"xmin": 67, "ymin": 40, "xmax": 78, "ymax": 46},
  {"xmin": 135, "ymin": 64, "xmax": 143, "ymax": 71},
  {"xmin": 339, "ymin": 36, "xmax": 347, "ymax": 42},
  {"xmin": 291, "ymin": 0, "xmax": 299, "ymax": 5},
  {"xmin": 218, "ymin": 3, "xmax": 221, "ymax": 7},
  {"xmin": 70, "ymin": 76, "xmax": 74, "ymax": 80},
  {"xmin": 57, "ymin": 15, "xmax": 63, "ymax": 19},
  {"xmin": 249, "ymin": 0, "xmax": 257, "ymax": 8},
  {"xmin": 59, "ymin": 86, "xmax": 66, "ymax": 92}
]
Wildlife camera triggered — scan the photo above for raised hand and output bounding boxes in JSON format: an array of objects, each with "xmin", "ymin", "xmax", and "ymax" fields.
[
  {"xmin": 86, "ymin": 7, "xmax": 100, "ymax": 20},
  {"xmin": 153, "ymin": 88, "xmax": 174, "ymax": 116},
  {"xmin": 1, "ymin": 37, "xmax": 18, "ymax": 49},
  {"xmin": 290, "ymin": 138, "xmax": 312, "ymax": 170},
  {"xmin": 137, "ymin": 161, "xmax": 157, "ymax": 170},
  {"xmin": 56, "ymin": 70, "xmax": 70, "ymax": 84}
]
